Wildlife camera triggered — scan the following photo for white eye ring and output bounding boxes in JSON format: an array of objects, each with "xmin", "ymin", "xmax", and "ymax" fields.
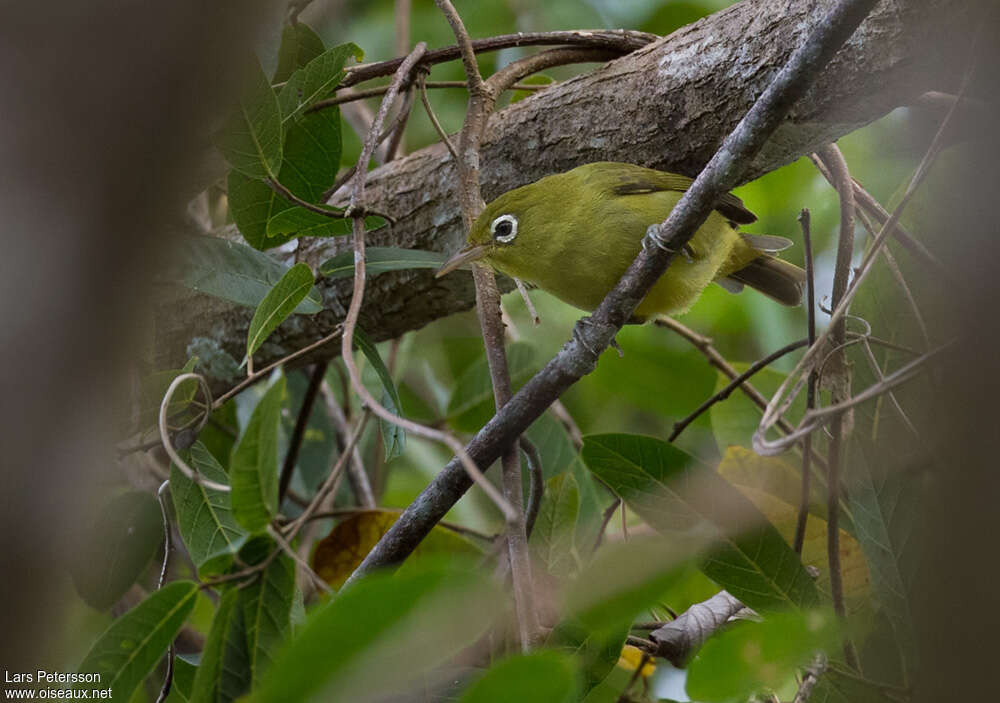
[{"xmin": 491, "ymin": 214, "xmax": 518, "ymax": 243}]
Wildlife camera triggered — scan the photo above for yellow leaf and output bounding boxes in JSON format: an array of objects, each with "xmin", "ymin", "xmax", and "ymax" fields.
[
  {"xmin": 616, "ymin": 644, "xmax": 656, "ymax": 678},
  {"xmin": 717, "ymin": 447, "xmax": 870, "ymax": 614},
  {"xmin": 312, "ymin": 510, "xmax": 481, "ymax": 589}
]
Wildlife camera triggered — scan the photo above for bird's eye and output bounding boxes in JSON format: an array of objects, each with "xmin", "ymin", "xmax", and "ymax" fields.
[{"xmin": 491, "ymin": 214, "xmax": 518, "ymax": 243}]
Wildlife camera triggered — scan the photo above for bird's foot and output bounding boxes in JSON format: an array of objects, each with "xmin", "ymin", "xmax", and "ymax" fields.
[{"xmin": 573, "ymin": 317, "xmax": 624, "ymax": 358}]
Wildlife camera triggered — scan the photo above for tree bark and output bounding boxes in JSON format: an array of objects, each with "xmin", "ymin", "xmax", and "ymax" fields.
[{"xmin": 154, "ymin": 0, "xmax": 970, "ymax": 386}]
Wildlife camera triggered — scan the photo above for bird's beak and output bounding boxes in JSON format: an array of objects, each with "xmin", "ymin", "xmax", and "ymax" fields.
[{"xmin": 435, "ymin": 243, "xmax": 490, "ymax": 278}]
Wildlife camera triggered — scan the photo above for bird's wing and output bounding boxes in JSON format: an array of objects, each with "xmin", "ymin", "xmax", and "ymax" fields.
[{"xmin": 600, "ymin": 165, "xmax": 758, "ymax": 225}]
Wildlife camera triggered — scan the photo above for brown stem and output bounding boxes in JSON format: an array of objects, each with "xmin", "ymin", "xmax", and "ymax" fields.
[
  {"xmin": 794, "ymin": 209, "xmax": 817, "ymax": 556},
  {"xmin": 278, "ymin": 362, "xmax": 328, "ymax": 504}
]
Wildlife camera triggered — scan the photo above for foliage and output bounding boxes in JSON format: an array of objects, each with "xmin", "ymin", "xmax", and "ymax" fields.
[{"xmin": 82, "ymin": 1, "xmax": 939, "ymax": 702}]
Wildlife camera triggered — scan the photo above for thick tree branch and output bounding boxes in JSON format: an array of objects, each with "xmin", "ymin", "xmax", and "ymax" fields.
[{"xmin": 154, "ymin": 0, "xmax": 970, "ymax": 378}]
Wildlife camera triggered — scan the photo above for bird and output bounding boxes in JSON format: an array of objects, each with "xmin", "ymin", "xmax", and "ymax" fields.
[{"xmin": 435, "ymin": 161, "xmax": 805, "ymax": 321}]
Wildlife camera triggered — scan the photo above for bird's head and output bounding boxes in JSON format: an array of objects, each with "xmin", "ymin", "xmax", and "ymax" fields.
[{"xmin": 435, "ymin": 184, "xmax": 543, "ymax": 278}]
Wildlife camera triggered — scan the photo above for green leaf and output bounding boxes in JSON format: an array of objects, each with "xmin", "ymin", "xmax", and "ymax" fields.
[
  {"xmin": 170, "ymin": 442, "xmax": 248, "ymax": 577},
  {"xmin": 265, "ymin": 206, "xmax": 349, "ymax": 238},
  {"xmin": 547, "ymin": 618, "xmax": 630, "ymax": 695},
  {"xmin": 273, "ymin": 22, "xmax": 326, "ymax": 83},
  {"xmin": 265, "ymin": 206, "xmax": 385, "ymax": 240},
  {"xmin": 246, "ymin": 263, "xmax": 315, "ymax": 359},
  {"xmin": 276, "ymin": 107, "xmax": 342, "ymax": 203},
  {"xmin": 217, "ymin": 60, "xmax": 283, "ymax": 179},
  {"xmin": 230, "ymin": 372, "xmax": 286, "ymax": 532},
  {"xmin": 319, "ymin": 247, "xmax": 448, "ymax": 279},
  {"xmin": 239, "ymin": 538, "xmax": 295, "ymax": 688},
  {"xmin": 77, "ymin": 581, "xmax": 199, "ymax": 701},
  {"xmin": 227, "ymin": 172, "xmax": 295, "ymax": 251},
  {"xmin": 582, "ymin": 434, "xmax": 819, "ymax": 613},
  {"xmin": 459, "ymin": 652, "xmax": 578, "ymax": 703},
  {"xmin": 251, "ymin": 560, "xmax": 501, "ymax": 703},
  {"xmin": 846, "ymin": 439, "xmax": 918, "ymax": 678},
  {"xmin": 354, "ymin": 328, "xmax": 406, "ymax": 461},
  {"xmin": 278, "ymin": 43, "xmax": 364, "ymax": 123},
  {"xmin": 168, "ymin": 235, "xmax": 322, "ymax": 312},
  {"xmin": 686, "ymin": 610, "xmax": 840, "ymax": 702},
  {"xmin": 163, "ymin": 655, "xmax": 197, "ymax": 703},
  {"xmin": 228, "ymin": 104, "xmax": 344, "ymax": 249},
  {"xmin": 447, "ymin": 342, "xmax": 540, "ymax": 431},
  {"xmin": 137, "ymin": 357, "xmax": 199, "ymax": 430},
  {"xmin": 530, "ymin": 473, "xmax": 579, "ymax": 578},
  {"xmin": 564, "ymin": 536, "xmax": 691, "ymax": 631},
  {"xmin": 191, "ymin": 588, "xmax": 251, "ymax": 703},
  {"xmin": 70, "ymin": 491, "xmax": 163, "ymax": 611}
]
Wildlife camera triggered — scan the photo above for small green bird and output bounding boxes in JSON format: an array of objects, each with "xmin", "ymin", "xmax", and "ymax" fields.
[{"xmin": 436, "ymin": 162, "xmax": 805, "ymax": 320}]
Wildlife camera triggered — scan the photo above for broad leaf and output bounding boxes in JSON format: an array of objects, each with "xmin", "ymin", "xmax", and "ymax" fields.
[
  {"xmin": 311, "ymin": 511, "xmax": 480, "ymax": 589},
  {"xmin": 686, "ymin": 610, "xmax": 840, "ymax": 702},
  {"xmin": 276, "ymin": 107, "xmax": 342, "ymax": 203},
  {"xmin": 170, "ymin": 442, "xmax": 248, "ymax": 576},
  {"xmin": 320, "ymin": 247, "xmax": 448, "ymax": 279},
  {"xmin": 230, "ymin": 372, "xmax": 286, "ymax": 532},
  {"xmin": 71, "ymin": 491, "xmax": 163, "ymax": 611},
  {"xmin": 564, "ymin": 536, "xmax": 693, "ymax": 631},
  {"xmin": 354, "ymin": 328, "xmax": 406, "ymax": 461},
  {"xmin": 278, "ymin": 43, "xmax": 363, "ymax": 123},
  {"xmin": 251, "ymin": 561, "xmax": 501, "ymax": 703},
  {"xmin": 77, "ymin": 581, "xmax": 199, "ymax": 701},
  {"xmin": 168, "ymin": 235, "xmax": 321, "ymax": 312},
  {"xmin": 163, "ymin": 655, "xmax": 197, "ymax": 703},
  {"xmin": 273, "ymin": 22, "xmax": 326, "ymax": 83},
  {"xmin": 191, "ymin": 588, "xmax": 251, "ymax": 703},
  {"xmin": 582, "ymin": 434, "xmax": 819, "ymax": 613},
  {"xmin": 239, "ymin": 538, "xmax": 295, "ymax": 688},
  {"xmin": 266, "ymin": 207, "xmax": 385, "ymax": 240},
  {"xmin": 217, "ymin": 60, "xmax": 283, "ymax": 179},
  {"xmin": 447, "ymin": 342, "xmax": 540, "ymax": 431},
  {"xmin": 458, "ymin": 652, "xmax": 578, "ymax": 703},
  {"xmin": 547, "ymin": 618, "xmax": 630, "ymax": 696},
  {"xmin": 530, "ymin": 473, "xmax": 580, "ymax": 578},
  {"xmin": 246, "ymin": 263, "xmax": 314, "ymax": 359}
]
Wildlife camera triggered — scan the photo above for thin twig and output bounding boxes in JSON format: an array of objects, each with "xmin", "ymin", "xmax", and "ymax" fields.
[
  {"xmin": 418, "ymin": 72, "xmax": 460, "ymax": 163},
  {"xmin": 322, "ymin": 382, "xmax": 376, "ymax": 508},
  {"xmin": 284, "ymin": 412, "xmax": 371, "ymax": 539},
  {"xmin": 755, "ymin": 34, "xmax": 979, "ymax": 454},
  {"xmin": 655, "ymin": 317, "xmax": 802, "ymax": 442},
  {"xmin": 337, "ymin": 41, "xmax": 517, "ymax": 521},
  {"xmin": 154, "ymin": 481, "xmax": 174, "ymax": 703},
  {"xmin": 592, "ymin": 498, "xmax": 621, "ymax": 554},
  {"xmin": 668, "ymin": 338, "xmax": 809, "ymax": 442},
  {"xmin": 312, "ymin": 79, "xmax": 551, "ymax": 109},
  {"xmin": 278, "ymin": 362, "xmax": 328, "ymax": 504},
  {"xmin": 814, "ymin": 144, "xmax": 857, "ymax": 668},
  {"xmin": 521, "ymin": 438, "xmax": 544, "ymax": 540},
  {"xmin": 267, "ymin": 525, "xmax": 333, "ymax": 595},
  {"xmin": 159, "ymin": 374, "xmax": 229, "ymax": 492},
  {"xmin": 435, "ymin": 0, "xmax": 538, "ymax": 649},
  {"xmin": 794, "ymin": 209, "xmax": 817, "ymax": 555},
  {"xmin": 339, "ymin": 29, "xmax": 655, "ymax": 88}
]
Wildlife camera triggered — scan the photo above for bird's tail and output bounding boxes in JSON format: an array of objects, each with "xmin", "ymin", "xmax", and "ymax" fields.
[{"xmin": 726, "ymin": 255, "xmax": 806, "ymax": 307}]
